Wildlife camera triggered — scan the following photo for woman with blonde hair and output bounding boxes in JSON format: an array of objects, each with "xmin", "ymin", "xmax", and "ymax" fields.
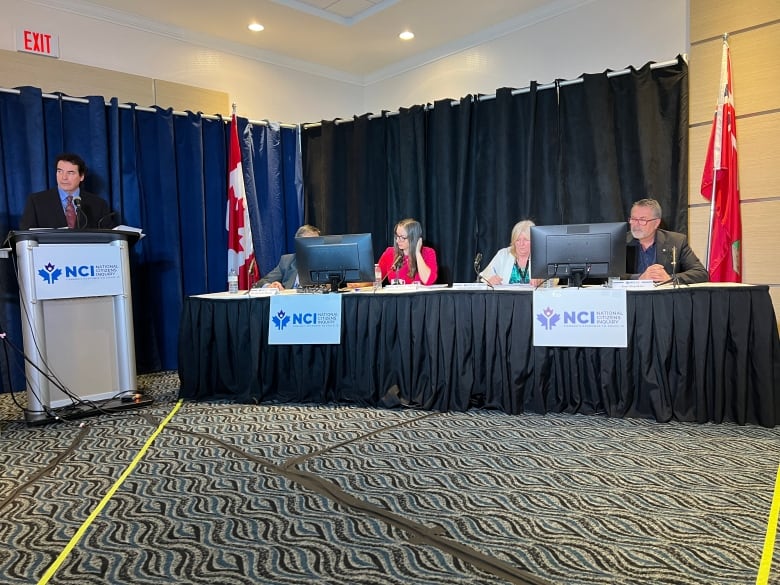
[
  {"xmin": 377, "ymin": 218, "xmax": 438, "ymax": 285},
  {"xmin": 480, "ymin": 220, "xmax": 545, "ymax": 286}
]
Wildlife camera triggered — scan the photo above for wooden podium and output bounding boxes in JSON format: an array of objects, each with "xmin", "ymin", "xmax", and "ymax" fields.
[{"xmin": 6, "ymin": 229, "xmax": 151, "ymax": 425}]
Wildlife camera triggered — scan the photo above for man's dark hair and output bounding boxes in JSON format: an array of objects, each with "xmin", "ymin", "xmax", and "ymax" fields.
[{"xmin": 55, "ymin": 153, "xmax": 87, "ymax": 176}]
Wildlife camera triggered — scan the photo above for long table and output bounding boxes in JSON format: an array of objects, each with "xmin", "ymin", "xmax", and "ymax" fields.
[{"xmin": 178, "ymin": 284, "xmax": 780, "ymax": 427}]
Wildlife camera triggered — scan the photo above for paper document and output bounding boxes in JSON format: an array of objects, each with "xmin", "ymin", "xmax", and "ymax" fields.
[{"xmin": 114, "ymin": 225, "xmax": 145, "ymax": 239}]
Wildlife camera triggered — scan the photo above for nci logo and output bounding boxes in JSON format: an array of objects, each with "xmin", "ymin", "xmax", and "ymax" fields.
[
  {"xmin": 272, "ymin": 310, "xmax": 291, "ymax": 330},
  {"xmin": 37, "ymin": 262, "xmax": 97, "ymax": 284},
  {"xmin": 536, "ymin": 307, "xmax": 560, "ymax": 330},
  {"xmin": 272, "ymin": 310, "xmax": 334, "ymax": 331},
  {"xmin": 537, "ymin": 306, "xmax": 601, "ymax": 330}
]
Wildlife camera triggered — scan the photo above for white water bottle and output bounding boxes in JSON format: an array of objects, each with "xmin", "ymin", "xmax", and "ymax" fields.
[
  {"xmin": 228, "ymin": 268, "xmax": 239, "ymax": 294},
  {"xmin": 374, "ymin": 263, "xmax": 382, "ymax": 290}
]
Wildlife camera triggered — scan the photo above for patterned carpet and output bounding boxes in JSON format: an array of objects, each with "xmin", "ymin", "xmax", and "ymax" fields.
[{"xmin": 1, "ymin": 372, "xmax": 778, "ymax": 584}]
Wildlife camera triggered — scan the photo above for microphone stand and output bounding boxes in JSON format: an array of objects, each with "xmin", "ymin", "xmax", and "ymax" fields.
[
  {"xmin": 386, "ymin": 256, "xmax": 403, "ymax": 285},
  {"xmin": 655, "ymin": 246, "xmax": 680, "ymax": 288},
  {"xmin": 74, "ymin": 198, "xmax": 86, "ymax": 229},
  {"xmin": 473, "ymin": 253, "xmax": 494, "ymax": 289}
]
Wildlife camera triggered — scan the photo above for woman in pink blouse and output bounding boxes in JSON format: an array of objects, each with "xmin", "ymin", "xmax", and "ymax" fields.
[{"xmin": 377, "ymin": 218, "xmax": 438, "ymax": 285}]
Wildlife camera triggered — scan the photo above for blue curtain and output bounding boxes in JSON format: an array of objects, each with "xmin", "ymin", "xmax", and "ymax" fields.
[
  {"xmin": 241, "ymin": 119, "xmax": 303, "ymax": 276},
  {"xmin": 0, "ymin": 88, "xmax": 301, "ymax": 391}
]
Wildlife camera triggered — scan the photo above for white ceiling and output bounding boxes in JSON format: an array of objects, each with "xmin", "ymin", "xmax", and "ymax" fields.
[{"xmin": 51, "ymin": 0, "xmax": 584, "ymax": 82}]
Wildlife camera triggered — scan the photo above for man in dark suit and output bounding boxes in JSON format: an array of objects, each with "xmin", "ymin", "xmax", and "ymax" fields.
[
  {"xmin": 255, "ymin": 224, "xmax": 320, "ymax": 290},
  {"xmin": 625, "ymin": 198, "xmax": 709, "ymax": 285},
  {"xmin": 19, "ymin": 153, "xmax": 116, "ymax": 230}
]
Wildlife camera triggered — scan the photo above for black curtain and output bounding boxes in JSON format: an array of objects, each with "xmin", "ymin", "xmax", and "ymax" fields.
[
  {"xmin": 302, "ymin": 57, "xmax": 689, "ymax": 284},
  {"xmin": 473, "ymin": 83, "xmax": 562, "ymax": 259},
  {"xmin": 558, "ymin": 62, "xmax": 689, "ymax": 230}
]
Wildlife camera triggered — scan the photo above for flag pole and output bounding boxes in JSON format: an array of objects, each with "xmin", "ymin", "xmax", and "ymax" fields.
[{"xmin": 704, "ymin": 33, "xmax": 729, "ymax": 270}]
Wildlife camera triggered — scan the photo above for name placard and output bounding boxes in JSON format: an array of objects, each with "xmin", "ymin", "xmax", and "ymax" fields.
[
  {"xmin": 533, "ymin": 287, "xmax": 627, "ymax": 347},
  {"xmin": 268, "ymin": 294, "xmax": 342, "ymax": 345}
]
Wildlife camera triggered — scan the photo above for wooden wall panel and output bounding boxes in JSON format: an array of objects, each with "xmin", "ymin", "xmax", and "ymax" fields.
[
  {"xmin": 739, "ymin": 201, "xmax": 780, "ymax": 284},
  {"xmin": 689, "ymin": 23, "xmax": 780, "ymax": 124},
  {"xmin": 0, "ymin": 49, "xmax": 154, "ymax": 105},
  {"xmin": 690, "ymin": 0, "xmax": 780, "ymax": 42},
  {"xmin": 0, "ymin": 49, "xmax": 229, "ymax": 115},
  {"xmin": 687, "ymin": 205, "xmax": 711, "ymax": 269},
  {"xmin": 770, "ymin": 289, "xmax": 780, "ymax": 315},
  {"xmin": 689, "ymin": 201, "xmax": 780, "ymax": 285},
  {"xmin": 688, "ymin": 41, "xmax": 722, "ymax": 125}
]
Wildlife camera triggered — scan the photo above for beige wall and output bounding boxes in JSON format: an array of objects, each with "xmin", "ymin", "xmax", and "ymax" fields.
[
  {"xmin": 689, "ymin": 0, "xmax": 780, "ymax": 321},
  {"xmin": 0, "ymin": 49, "xmax": 229, "ymax": 115}
]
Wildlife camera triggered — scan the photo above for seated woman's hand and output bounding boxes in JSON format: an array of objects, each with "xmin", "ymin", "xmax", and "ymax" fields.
[{"xmin": 487, "ymin": 274, "xmax": 503, "ymax": 285}]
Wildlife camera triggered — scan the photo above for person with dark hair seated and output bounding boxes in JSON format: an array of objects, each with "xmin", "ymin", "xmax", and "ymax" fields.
[
  {"xmin": 254, "ymin": 224, "xmax": 321, "ymax": 290},
  {"xmin": 626, "ymin": 198, "xmax": 709, "ymax": 284},
  {"xmin": 377, "ymin": 218, "xmax": 438, "ymax": 285},
  {"xmin": 20, "ymin": 153, "xmax": 116, "ymax": 230}
]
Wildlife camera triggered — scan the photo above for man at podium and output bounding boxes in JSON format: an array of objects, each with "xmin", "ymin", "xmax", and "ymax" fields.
[{"xmin": 19, "ymin": 153, "xmax": 117, "ymax": 230}]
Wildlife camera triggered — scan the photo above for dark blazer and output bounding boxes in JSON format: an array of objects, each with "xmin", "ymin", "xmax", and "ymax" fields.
[
  {"xmin": 19, "ymin": 188, "xmax": 116, "ymax": 230},
  {"xmin": 625, "ymin": 229, "xmax": 709, "ymax": 284},
  {"xmin": 256, "ymin": 253, "xmax": 299, "ymax": 289}
]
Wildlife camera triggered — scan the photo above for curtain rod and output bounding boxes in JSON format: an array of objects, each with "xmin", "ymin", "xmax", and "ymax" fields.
[
  {"xmin": 495, "ymin": 56, "xmax": 685, "ymax": 98},
  {"xmin": 303, "ymin": 56, "xmax": 686, "ymax": 128},
  {"xmin": 0, "ymin": 87, "xmax": 297, "ymax": 129}
]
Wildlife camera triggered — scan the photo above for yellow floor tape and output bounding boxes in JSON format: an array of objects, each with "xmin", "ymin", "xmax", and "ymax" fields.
[
  {"xmin": 38, "ymin": 399, "xmax": 183, "ymax": 585},
  {"xmin": 756, "ymin": 462, "xmax": 780, "ymax": 585}
]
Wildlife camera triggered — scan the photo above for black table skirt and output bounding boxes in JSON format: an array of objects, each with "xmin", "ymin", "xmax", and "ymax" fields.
[{"xmin": 178, "ymin": 287, "xmax": 780, "ymax": 426}]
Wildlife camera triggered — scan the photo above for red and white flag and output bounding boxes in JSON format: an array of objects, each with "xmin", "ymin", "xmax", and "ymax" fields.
[
  {"xmin": 226, "ymin": 112, "xmax": 256, "ymax": 289},
  {"xmin": 700, "ymin": 39, "xmax": 741, "ymax": 282}
]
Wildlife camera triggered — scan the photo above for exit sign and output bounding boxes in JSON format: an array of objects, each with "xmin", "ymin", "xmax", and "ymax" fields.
[{"xmin": 16, "ymin": 28, "xmax": 60, "ymax": 58}]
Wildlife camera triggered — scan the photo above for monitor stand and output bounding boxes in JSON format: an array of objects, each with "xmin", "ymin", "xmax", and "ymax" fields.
[
  {"xmin": 568, "ymin": 270, "xmax": 586, "ymax": 288},
  {"xmin": 326, "ymin": 274, "xmax": 344, "ymax": 293}
]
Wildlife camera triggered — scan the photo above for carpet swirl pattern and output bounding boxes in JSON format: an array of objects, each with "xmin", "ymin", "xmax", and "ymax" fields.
[{"xmin": 0, "ymin": 372, "xmax": 778, "ymax": 584}]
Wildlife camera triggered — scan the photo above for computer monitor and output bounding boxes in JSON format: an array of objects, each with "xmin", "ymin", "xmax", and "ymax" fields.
[
  {"xmin": 530, "ymin": 222, "xmax": 627, "ymax": 288},
  {"xmin": 295, "ymin": 233, "xmax": 375, "ymax": 292}
]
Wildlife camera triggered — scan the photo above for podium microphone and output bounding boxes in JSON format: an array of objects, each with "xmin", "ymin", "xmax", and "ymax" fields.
[
  {"xmin": 73, "ymin": 196, "xmax": 86, "ymax": 229},
  {"xmin": 390, "ymin": 255, "xmax": 403, "ymax": 280},
  {"xmin": 473, "ymin": 253, "xmax": 494, "ymax": 288},
  {"xmin": 670, "ymin": 245, "xmax": 678, "ymax": 287},
  {"xmin": 248, "ymin": 257, "xmax": 257, "ymax": 284},
  {"xmin": 97, "ymin": 211, "xmax": 118, "ymax": 229},
  {"xmin": 473, "ymin": 252, "xmax": 482, "ymax": 282}
]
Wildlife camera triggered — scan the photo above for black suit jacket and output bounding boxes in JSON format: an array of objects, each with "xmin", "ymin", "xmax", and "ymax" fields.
[
  {"xmin": 19, "ymin": 188, "xmax": 116, "ymax": 230},
  {"xmin": 625, "ymin": 229, "xmax": 709, "ymax": 284}
]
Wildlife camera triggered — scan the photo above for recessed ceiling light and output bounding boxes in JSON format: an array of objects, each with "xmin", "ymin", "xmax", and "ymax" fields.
[
  {"xmin": 248, "ymin": 23, "xmax": 264, "ymax": 32},
  {"xmin": 399, "ymin": 31, "xmax": 414, "ymax": 41}
]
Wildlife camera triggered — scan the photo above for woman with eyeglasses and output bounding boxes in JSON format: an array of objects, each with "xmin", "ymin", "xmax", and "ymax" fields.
[
  {"xmin": 377, "ymin": 218, "xmax": 438, "ymax": 285},
  {"xmin": 479, "ymin": 219, "xmax": 547, "ymax": 287}
]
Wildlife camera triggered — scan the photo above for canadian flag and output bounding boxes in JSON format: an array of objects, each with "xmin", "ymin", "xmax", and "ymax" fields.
[{"xmin": 226, "ymin": 112, "xmax": 256, "ymax": 289}]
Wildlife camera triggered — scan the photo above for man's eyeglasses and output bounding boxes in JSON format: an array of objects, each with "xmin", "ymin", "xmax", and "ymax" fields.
[
  {"xmin": 628, "ymin": 217, "xmax": 659, "ymax": 226},
  {"xmin": 395, "ymin": 234, "xmax": 408, "ymax": 241}
]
